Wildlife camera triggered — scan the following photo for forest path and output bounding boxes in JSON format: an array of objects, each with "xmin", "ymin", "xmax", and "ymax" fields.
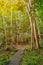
[{"xmin": 8, "ymin": 45, "xmax": 25, "ymax": 65}]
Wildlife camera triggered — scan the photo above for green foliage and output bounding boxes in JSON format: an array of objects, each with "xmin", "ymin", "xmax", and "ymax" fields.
[
  {"xmin": 0, "ymin": 0, "xmax": 43, "ymax": 65},
  {"xmin": 0, "ymin": 47, "xmax": 17, "ymax": 65},
  {"xmin": 21, "ymin": 49, "xmax": 43, "ymax": 65}
]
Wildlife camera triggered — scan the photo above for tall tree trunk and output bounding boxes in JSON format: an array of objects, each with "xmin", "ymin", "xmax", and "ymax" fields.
[
  {"xmin": 24, "ymin": 0, "xmax": 40, "ymax": 49},
  {"xmin": 2, "ymin": 14, "xmax": 7, "ymax": 48},
  {"xmin": 29, "ymin": 0, "xmax": 39, "ymax": 49}
]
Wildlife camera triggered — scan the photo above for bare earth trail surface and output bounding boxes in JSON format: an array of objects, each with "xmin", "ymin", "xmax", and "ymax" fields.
[{"xmin": 8, "ymin": 46, "xmax": 25, "ymax": 65}]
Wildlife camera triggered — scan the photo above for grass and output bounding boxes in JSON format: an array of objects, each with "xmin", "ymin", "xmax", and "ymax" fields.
[
  {"xmin": 0, "ymin": 45, "xmax": 18, "ymax": 65},
  {"xmin": 0, "ymin": 50, "xmax": 16, "ymax": 65},
  {"xmin": 21, "ymin": 45, "xmax": 43, "ymax": 65}
]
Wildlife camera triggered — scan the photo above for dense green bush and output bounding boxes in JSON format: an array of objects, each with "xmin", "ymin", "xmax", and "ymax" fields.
[{"xmin": 21, "ymin": 49, "xmax": 43, "ymax": 65}]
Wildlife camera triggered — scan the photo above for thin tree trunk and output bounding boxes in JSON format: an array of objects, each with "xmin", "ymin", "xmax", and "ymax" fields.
[
  {"xmin": 29, "ymin": 0, "xmax": 39, "ymax": 49},
  {"xmin": 24, "ymin": 0, "xmax": 39, "ymax": 49},
  {"xmin": 2, "ymin": 14, "xmax": 7, "ymax": 47}
]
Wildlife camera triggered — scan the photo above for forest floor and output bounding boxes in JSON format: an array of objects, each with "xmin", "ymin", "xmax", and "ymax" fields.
[
  {"xmin": 0, "ymin": 44, "xmax": 43, "ymax": 65},
  {"xmin": 7, "ymin": 45, "xmax": 25, "ymax": 65},
  {"xmin": 0, "ymin": 45, "xmax": 22, "ymax": 65},
  {"xmin": 21, "ymin": 45, "xmax": 43, "ymax": 65}
]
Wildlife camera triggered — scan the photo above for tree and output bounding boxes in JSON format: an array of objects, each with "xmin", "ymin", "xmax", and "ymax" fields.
[{"xmin": 23, "ymin": 0, "xmax": 40, "ymax": 49}]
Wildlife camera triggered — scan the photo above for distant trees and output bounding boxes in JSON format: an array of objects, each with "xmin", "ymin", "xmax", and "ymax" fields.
[
  {"xmin": 0, "ymin": 0, "xmax": 43, "ymax": 49},
  {"xmin": 0, "ymin": 0, "xmax": 29, "ymax": 47}
]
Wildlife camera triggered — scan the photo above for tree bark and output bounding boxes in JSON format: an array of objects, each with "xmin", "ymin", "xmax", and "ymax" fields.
[{"xmin": 29, "ymin": 0, "xmax": 39, "ymax": 49}]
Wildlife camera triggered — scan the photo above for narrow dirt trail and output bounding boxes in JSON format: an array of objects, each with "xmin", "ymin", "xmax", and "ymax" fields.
[{"xmin": 8, "ymin": 46, "xmax": 25, "ymax": 65}]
